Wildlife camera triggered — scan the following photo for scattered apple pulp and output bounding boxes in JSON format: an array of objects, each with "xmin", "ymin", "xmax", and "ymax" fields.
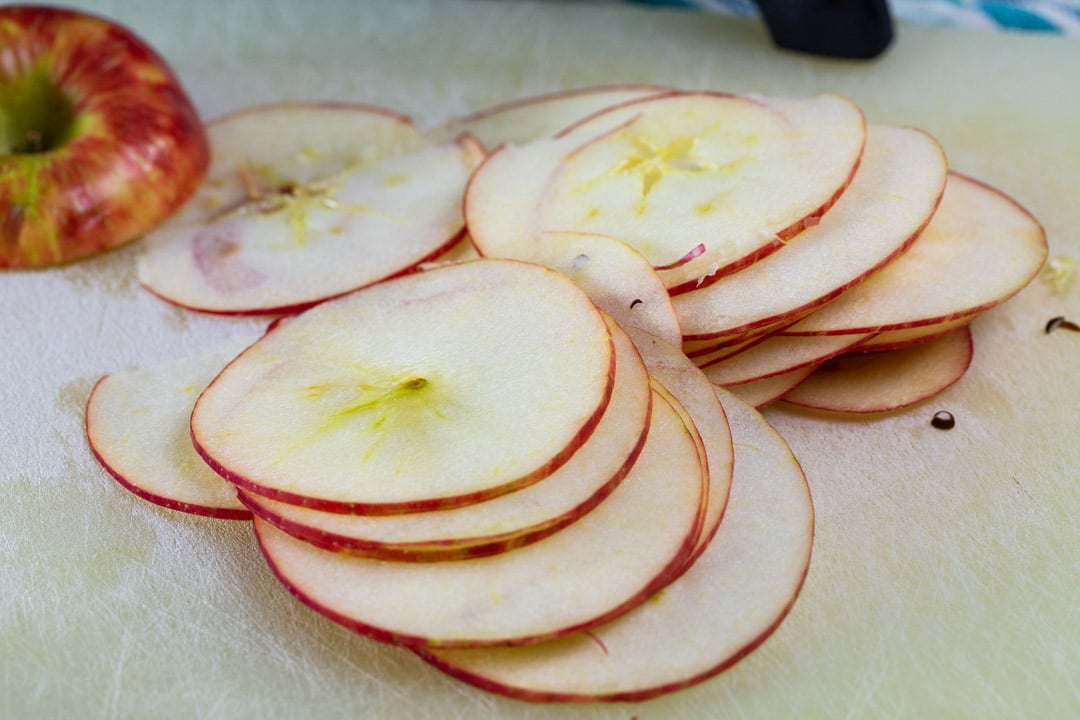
[
  {"xmin": 0, "ymin": 5, "xmax": 209, "ymax": 268},
  {"xmin": 83, "ymin": 80, "xmax": 1049, "ymax": 704}
]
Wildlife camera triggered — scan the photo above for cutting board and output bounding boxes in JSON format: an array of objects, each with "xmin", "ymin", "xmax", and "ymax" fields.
[{"xmin": 3, "ymin": 1, "xmax": 1078, "ymax": 717}]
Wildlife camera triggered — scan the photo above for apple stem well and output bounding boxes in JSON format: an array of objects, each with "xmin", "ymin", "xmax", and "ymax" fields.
[{"xmin": 0, "ymin": 68, "xmax": 79, "ymax": 155}]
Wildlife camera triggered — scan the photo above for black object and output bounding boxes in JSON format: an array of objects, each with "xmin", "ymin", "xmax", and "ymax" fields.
[{"xmin": 756, "ymin": 0, "xmax": 893, "ymax": 59}]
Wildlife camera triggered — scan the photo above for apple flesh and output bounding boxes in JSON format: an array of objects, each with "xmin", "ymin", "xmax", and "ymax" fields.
[
  {"xmin": 672, "ymin": 125, "xmax": 947, "ymax": 340},
  {"xmin": 539, "ymin": 92, "xmax": 866, "ymax": 293},
  {"xmin": 624, "ymin": 327, "xmax": 734, "ymax": 563},
  {"xmin": 418, "ymin": 388, "xmax": 813, "ymax": 702},
  {"xmin": 512, "ymin": 230, "xmax": 682, "ymax": 347},
  {"xmin": 138, "ymin": 132, "xmax": 484, "ymax": 315},
  {"xmin": 854, "ymin": 314, "xmax": 974, "ymax": 353},
  {"xmin": 725, "ymin": 366, "xmax": 817, "ymax": 409},
  {"xmin": 191, "ymin": 259, "xmax": 616, "ymax": 513},
  {"xmin": 701, "ymin": 332, "xmax": 874, "ymax": 387},
  {"xmin": 253, "ymin": 384, "xmax": 706, "ymax": 648},
  {"xmin": 144, "ymin": 101, "xmax": 424, "ymax": 232},
  {"xmin": 780, "ymin": 326, "xmax": 973, "ymax": 414},
  {"xmin": 85, "ymin": 341, "xmax": 255, "ymax": 519},
  {"xmin": 0, "ymin": 5, "xmax": 209, "ymax": 268},
  {"xmin": 781, "ymin": 173, "xmax": 1048, "ymax": 336},
  {"xmin": 428, "ymin": 85, "xmax": 665, "ymax": 147},
  {"xmin": 235, "ymin": 315, "xmax": 652, "ymax": 561}
]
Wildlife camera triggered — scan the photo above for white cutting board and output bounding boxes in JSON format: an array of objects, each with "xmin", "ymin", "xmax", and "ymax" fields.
[{"xmin": 3, "ymin": 1, "xmax": 1078, "ymax": 718}]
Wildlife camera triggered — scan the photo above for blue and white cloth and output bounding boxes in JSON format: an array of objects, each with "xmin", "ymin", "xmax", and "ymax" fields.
[{"xmin": 623, "ymin": 1, "xmax": 1080, "ymax": 35}]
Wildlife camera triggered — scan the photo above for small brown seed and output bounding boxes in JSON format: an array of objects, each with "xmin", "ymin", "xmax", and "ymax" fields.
[{"xmin": 931, "ymin": 410, "xmax": 955, "ymax": 430}]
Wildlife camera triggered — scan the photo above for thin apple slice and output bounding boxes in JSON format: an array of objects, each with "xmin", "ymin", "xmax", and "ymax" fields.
[
  {"xmin": 702, "ymin": 332, "xmax": 874, "ymax": 387},
  {"xmin": 192, "ymin": 259, "xmax": 615, "ymax": 514},
  {"xmin": 624, "ymin": 328, "xmax": 733, "ymax": 563},
  {"xmin": 466, "ymin": 130, "xmax": 622, "ymax": 263},
  {"xmin": 85, "ymin": 341, "xmax": 256, "ymax": 519},
  {"xmin": 672, "ymin": 125, "xmax": 946, "ymax": 340},
  {"xmin": 725, "ymin": 366, "xmax": 817, "ymax": 410},
  {"xmin": 428, "ymin": 85, "xmax": 666, "ymax": 147},
  {"xmin": 780, "ymin": 327, "xmax": 973, "ymax": 414},
  {"xmin": 540, "ymin": 92, "xmax": 865, "ymax": 293},
  {"xmin": 681, "ymin": 320, "xmax": 788, "ymax": 360},
  {"xmin": 418, "ymin": 234, "xmax": 481, "ymax": 268},
  {"xmin": 155, "ymin": 102, "xmax": 424, "ymax": 230},
  {"xmin": 419, "ymin": 388, "xmax": 813, "ymax": 702},
  {"xmin": 235, "ymin": 316, "xmax": 652, "ymax": 561},
  {"xmin": 138, "ymin": 135, "xmax": 484, "ymax": 315},
  {"xmin": 523, "ymin": 231, "xmax": 682, "ymax": 347},
  {"xmin": 253, "ymin": 384, "xmax": 706, "ymax": 647},
  {"xmin": 781, "ymin": 173, "xmax": 1048, "ymax": 336},
  {"xmin": 854, "ymin": 314, "xmax": 974, "ymax": 353}
]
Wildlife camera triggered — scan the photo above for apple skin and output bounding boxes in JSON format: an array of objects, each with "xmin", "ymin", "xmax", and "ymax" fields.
[{"xmin": 0, "ymin": 5, "xmax": 209, "ymax": 268}]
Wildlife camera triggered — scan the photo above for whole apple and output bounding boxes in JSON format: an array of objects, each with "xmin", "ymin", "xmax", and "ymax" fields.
[{"xmin": 0, "ymin": 5, "xmax": 209, "ymax": 268}]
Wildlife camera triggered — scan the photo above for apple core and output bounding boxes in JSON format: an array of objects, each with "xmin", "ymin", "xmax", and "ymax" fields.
[{"xmin": 0, "ymin": 69, "xmax": 79, "ymax": 156}]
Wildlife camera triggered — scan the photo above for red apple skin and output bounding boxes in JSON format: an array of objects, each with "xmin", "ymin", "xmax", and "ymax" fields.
[{"xmin": 0, "ymin": 6, "xmax": 209, "ymax": 268}]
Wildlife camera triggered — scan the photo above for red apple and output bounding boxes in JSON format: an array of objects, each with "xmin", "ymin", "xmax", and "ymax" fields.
[{"xmin": 0, "ymin": 5, "xmax": 209, "ymax": 268}]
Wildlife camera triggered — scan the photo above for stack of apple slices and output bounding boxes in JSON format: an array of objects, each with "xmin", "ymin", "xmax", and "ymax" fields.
[
  {"xmin": 87, "ymin": 257, "xmax": 813, "ymax": 700},
  {"xmin": 86, "ymin": 84, "xmax": 1049, "ymax": 703},
  {"xmin": 454, "ymin": 86, "xmax": 1046, "ymax": 414}
]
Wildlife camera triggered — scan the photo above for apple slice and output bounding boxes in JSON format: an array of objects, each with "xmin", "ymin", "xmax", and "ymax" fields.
[
  {"xmin": 253, "ymin": 384, "xmax": 706, "ymax": 647},
  {"xmin": 681, "ymin": 320, "xmax": 789, "ymax": 360},
  {"xmin": 702, "ymin": 332, "xmax": 874, "ymax": 387},
  {"xmin": 780, "ymin": 326, "xmax": 973, "ymax": 414},
  {"xmin": 624, "ymin": 328, "xmax": 733, "ymax": 563},
  {"xmin": 192, "ymin": 259, "xmax": 615, "ymax": 514},
  {"xmin": 85, "ymin": 341, "xmax": 256, "ymax": 519},
  {"xmin": 519, "ymin": 230, "xmax": 682, "ymax": 347},
  {"xmin": 781, "ymin": 173, "xmax": 1048, "ymax": 336},
  {"xmin": 153, "ymin": 102, "xmax": 424, "ymax": 230},
  {"xmin": 418, "ymin": 388, "xmax": 813, "ymax": 702},
  {"xmin": 235, "ymin": 315, "xmax": 652, "ymax": 561},
  {"xmin": 725, "ymin": 366, "xmax": 817, "ymax": 410},
  {"xmin": 428, "ymin": 85, "xmax": 665, "ymax": 147},
  {"xmin": 672, "ymin": 125, "xmax": 947, "ymax": 340},
  {"xmin": 540, "ymin": 92, "xmax": 865, "ymax": 293},
  {"xmin": 138, "ymin": 134, "xmax": 484, "ymax": 315},
  {"xmin": 854, "ymin": 314, "xmax": 974, "ymax": 353},
  {"xmin": 466, "ymin": 130, "xmax": 620, "ymax": 263},
  {"xmin": 419, "ymin": 234, "xmax": 481, "ymax": 268}
]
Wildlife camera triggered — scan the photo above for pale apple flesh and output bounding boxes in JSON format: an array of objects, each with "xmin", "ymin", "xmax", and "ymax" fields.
[
  {"xmin": 524, "ymin": 230, "xmax": 682, "ymax": 347},
  {"xmin": 672, "ymin": 125, "xmax": 947, "ymax": 340},
  {"xmin": 854, "ymin": 314, "xmax": 974, "ymax": 353},
  {"xmin": 702, "ymin": 332, "xmax": 874, "ymax": 387},
  {"xmin": 780, "ymin": 326, "xmax": 973, "ymax": 414},
  {"xmin": 0, "ymin": 5, "xmax": 209, "ymax": 268},
  {"xmin": 427, "ymin": 84, "xmax": 665, "ymax": 147},
  {"xmin": 781, "ymin": 173, "xmax": 1048, "ymax": 336},
  {"xmin": 725, "ymin": 366, "xmax": 816, "ymax": 409},
  {"xmin": 253, "ymin": 384, "xmax": 706, "ymax": 648},
  {"xmin": 234, "ymin": 316, "xmax": 653, "ymax": 561},
  {"xmin": 539, "ymin": 92, "xmax": 866, "ymax": 293},
  {"xmin": 623, "ymin": 327, "xmax": 734, "ymax": 563},
  {"xmin": 191, "ymin": 259, "xmax": 616, "ymax": 513},
  {"xmin": 85, "ymin": 342, "xmax": 256, "ymax": 520},
  {"xmin": 138, "ymin": 135, "xmax": 485, "ymax": 315},
  {"xmin": 156, "ymin": 102, "xmax": 424, "ymax": 231},
  {"xmin": 418, "ymin": 388, "xmax": 813, "ymax": 703}
]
